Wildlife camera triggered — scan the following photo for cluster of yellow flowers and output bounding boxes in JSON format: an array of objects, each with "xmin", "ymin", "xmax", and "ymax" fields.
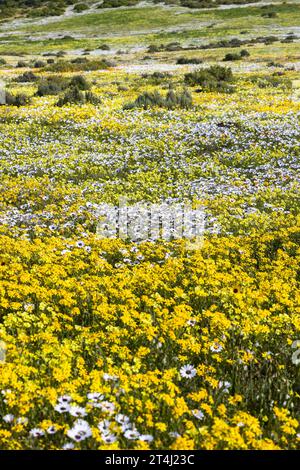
[
  {"xmin": 0, "ymin": 65, "xmax": 299, "ymax": 449},
  {"xmin": 0, "ymin": 228, "xmax": 299, "ymax": 449}
]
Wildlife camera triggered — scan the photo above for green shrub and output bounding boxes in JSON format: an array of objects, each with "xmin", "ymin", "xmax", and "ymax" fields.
[
  {"xmin": 177, "ymin": 57, "xmax": 203, "ymax": 64},
  {"xmin": 98, "ymin": 44, "xmax": 110, "ymax": 51},
  {"xmin": 4, "ymin": 92, "xmax": 31, "ymax": 107},
  {"xmin": 147, "ymin": 44, "xmax": 161, "ymax": 53},
  {"xmin": 240, "ymin": 49, "xmax": 250, "ymax": 57},
  {"xmin": 165, "ymin": 42, "xmax": 183, "ymax": 52},
  {"xmin": 16, "ymin": 60, "xmax": 28, "ymax": 68},
  {"xmin": 99, "ymin": 0, "xmax": 139, "ymax": 8},
  {"xmin": 33, "ymin": 60, "xmax": 46, "ymax": 68},
  {"xmin": 73, "ymin": 3, "xmax": 89, "ymax": 12},
  {"xmin": 223, "ymin": 53, "xmax": 241, "ymax": 61},
  {"xmin": 69, "ymin": 75, "xmax": 90, "ymax": 90},
  {"xmin": 141, "ymin": 71, "xmax": 172, "ymax": 85},
  {"xmin": 184, "ymin": 65, "xmax": 234, "ymax": 92},
  {"xmin": 250, "ymin": 75, "xmax": 292, "ymax": 90},
  {"xmin": 56, "ymin": 86, "xmax": 85, "ymax": 106},
  {"xmin": 56, "ymin": 86, "xmax": 100, "ymax": 106},
  {"xmin": 165, "ymin": 88, "xmax": 193, "ymax": 109},
  {"xmin": 36, "ymin": 75, "xmax": 68, "ymax": 96},
  {"xmin": 84, "ymin": 91, "xmax": 101, "ymax": 105},
  {"xmin": 124, "ymin": 88, "xmax": 193, "ymax": 110},
  {"xmin": 16, "ymin": 71, "xmax": 38, "ymax": 83}
]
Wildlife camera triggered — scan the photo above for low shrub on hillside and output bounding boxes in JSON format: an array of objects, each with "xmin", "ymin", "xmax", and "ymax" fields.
[
  {"xmin": 69, "ymin": 75, "xmax": 90, "ymax": 90},
  {"xmin": 124, "ymin": 87, "xmax": 193, "ymax": 110},
  {"xmin": 36, "ymin": 75, "xmax": 69, "ymax": 96},
  {"xmin": 141, "ymin": 71, "xmax": 172, "ymax": 84},
  {"xmin": 223, "ymin": 53, "xmax": 242, "ymax": 61},
  {"xmin": 16, "ymin": 60, "xmax": 28, "ymax": 68},
  {"xmin": 15, "ymin": 71, "xmax": 38, "ymax": 83},
  {"xmin": 73, "ymin": 3, "xmax": 89, "ymax": 12},
  {"xmin": 184, "ymin": 65, "xmax": 234, "ymax": 92},
  {"xmin": 98, "ymin": 0, "xmax": 139, "ymax": 7},
  {"xmin": 34, "ymin": 60, "xmax": 46, "ymax": 68},
  {"xmin": 4, "ymin": 92, "xmax": 31, "ymax": 107},
  {"xmin": 56, "ymin": 86, "xmax": 100, "ymax": 106},
  {"xmin": 177, "ymin": 57, "xmax": 203, "ymax": 64},
  {"xmin": 249, "ymin": 74, "xmax": 292, "ymax": 90}
]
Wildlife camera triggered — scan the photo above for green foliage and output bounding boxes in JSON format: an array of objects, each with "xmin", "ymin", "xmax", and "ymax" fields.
[
  {"xmin": 56, "ymin": 85, "xmax": 100, "ymax": 106},
  {"xmin": 141, "ymin": 71, "xmax": 172, "ymax": 85},
  {"xmin": 16, "ymin": 60, "xmax": 28, "ymax": 68},
  {"xmin": 69, "ymin": 75, "xmax": 90, "ymax": 90},
  {"xmin": 73, "ymin": 3, "xmax": 89, "ymax": 13},
  {"xmin": 98, "ymin": 44, "xmax": 110, "ymax": 51},
  {"xmin": 16, "ymin": 71, "xmax": 39, "ymax": 82},
  {"xmin": 223, "ymin": 52, "xmax": 241, "ymax": 61},
  {"xmin": 124, "ymin": 87, "xmax": 193, "ymax": 110},
  {"xmin": 4, "ymin": 92, "xmax": 31, "ymax": 107},
  {"xmin": 98, "ymin": 0, "xmax": 139, "ymax": 8},
  {"xmin": 36, "ymin": 75, "xmax": 68, "ymax": 96},
  {"xmin": 240, "ymin": 49, "xmax": 250, "ymax": 57},
  {"xmin": 177, "ymin": 57, "xmax": 203, "ymax": 64},
  {"xmin": 249, "ymin": 74, "xmax": 292, "ymax": 90},
  {"xmin": 184, "ymin": 65, "xmax": 234, "ymax": 92},
  {"xmin": 147, "ymin": 44, "xmax": 161, "ymax": 53},
  {"xmin": 33, "ymin": 60, "xmax": 46, "ymax": 68},
  {"xmin": 165, "ymin": 42, "xmax": 183, "ymax": 52}
]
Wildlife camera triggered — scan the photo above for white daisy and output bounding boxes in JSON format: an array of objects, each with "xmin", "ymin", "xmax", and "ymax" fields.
[
  {"xmin": 210, "ymin": 343, "xmax": 223, "ymax": 353},
  {"xmin": 62, "ymin": 443, "xmax": 75, "ymax": 450},
  {"xmin": 102, "ymin": 433, "xmax": 117, "ymax": 444},
  {"xmin": 103, "ymin": 373, "xmax": 118, "ymax": 381},
  {"xmin": 218, "ymin": 380, "xmax": 231, "ymax": 391},
  {"xmin": 87, "ymin": 392, "xmax": 104, "ymax": 402},
  {"xmin": 139, "ymin": 434, "xmax": 154, "ymax": 442},
  {"xmin": 67, "ymin": 420, "xmax": 92, "ymax": 442},
  {"xmin": 55, "ymin": 403, "xmax": 70, "ymax": 413},
  {"xmin": 3, "ymin": 414, "xmax": 14, "ymax": 423},
  {"xmin": 58, "ymin": 395, "xmax": 72, "ymax": 404},
  {"xmin": 115, "ymin": 414, "xmax": 130, "ymax": 425},
  {"xmin": 69, "ymin": 405, "xmax": 87, "ymax": 418},
  {"xmin": 47, "ymin": 425, "xmax": 57, "ymax": 434},
  {"xmin": 124, "ymin": 429, "xmax": 140, "ymax": 440},
  {"xmin": 99, "ymin": 401, "xmax": 115, "ymax": 414},
  {"xmin": 179, "ymin": 364, "xmax": 197, "ymax": 379},
  {"xmin": 29, "ymin": 428, "xmax": 45, "ymax": 438},
  {"xmin": 192, "ymin": 409, "xmax": 204, "ymax": 420},
  {"xmin": 16, "ymin": 417, "xmax": 28, "ymax": 425},
  {"xmin": 98, "ymin": 420, "xmax": 111, "ymax": 433}
]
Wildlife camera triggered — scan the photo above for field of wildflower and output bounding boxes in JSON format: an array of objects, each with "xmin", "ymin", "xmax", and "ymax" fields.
[{"xmin": 0, "ymin": 1, "xmax": 300, "ymax": 451}]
